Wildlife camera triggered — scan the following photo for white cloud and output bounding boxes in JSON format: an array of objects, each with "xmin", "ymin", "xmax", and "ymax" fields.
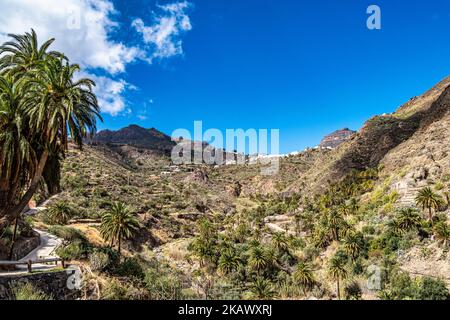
[
  {"xmin": 0, "ymin": 0, "xmax": 192, "ymax": 116},
  {"xmin": 132, "ymin": 1, "xmax": 192, "ymax": 61},
  {"xmin": 0, "ymin": 0, "xmax": 140, "ymax": 74},
  {"xmin": 137, "ymin": 115, "xmax": 148, "ymax": 121},
  {"xmin": 80, "ymin": 73, "xmax": 131, "ymax": 116}
]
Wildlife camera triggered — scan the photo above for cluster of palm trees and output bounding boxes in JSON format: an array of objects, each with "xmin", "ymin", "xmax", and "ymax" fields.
[
  {"xmin": 0, "ymin": 30, "xmax": 102, "ymax": 258},
  {"xmin": 415, "ymin": 186, "xmax": 450, "ymax": 246}
]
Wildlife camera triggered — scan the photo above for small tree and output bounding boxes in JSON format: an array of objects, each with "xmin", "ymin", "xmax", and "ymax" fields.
[
  {"xmin": 46, "ymin": 201, "xmax": 74, "ymax": 225},
  {"xmin": 434, "ymin": 222, "xmax": 450, "ymax": 247},
  {"xmin": 415, "ymin": 187, "xmax": 444, "ymax": 225},
  {"xmin": 395, "ymin": 207, "xmax": 423, "ymax": 232},
  {"xmin": 328, "ymin": 253, "xmax": 348, "ymax": 300},
  {"xmin": 249, "ymin": 277, "xmax": 274, "ymax": 300},
  {"xmin": 100, "ymin": 202, "xmax": 139, "ymax": 257},
  {"xmin": 293, "ymin": 262, "xmax": 315, "ymax": 295}
]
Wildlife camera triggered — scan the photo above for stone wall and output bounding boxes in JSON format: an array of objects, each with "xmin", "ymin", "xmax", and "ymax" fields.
[
  {"xmin": 0, "ymin": 268, "xmax": 81, "ymax": 300},
  {"xmin": 10, "ymin": 233, "xmax": 40, "ymax": 261},
  {"xmin": 0, "ymin": 231, "xmax": 40, "ymax": 261}
]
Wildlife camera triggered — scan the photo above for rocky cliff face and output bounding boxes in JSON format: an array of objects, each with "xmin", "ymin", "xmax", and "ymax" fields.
[{"xmin": 319, "ymin": 128, "xmax": 355, "ymax": 149}]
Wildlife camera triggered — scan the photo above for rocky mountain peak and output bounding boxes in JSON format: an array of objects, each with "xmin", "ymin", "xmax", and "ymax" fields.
[{"xmin": 319, "ymin": 128, "xmax": 355, "ymax": 149}]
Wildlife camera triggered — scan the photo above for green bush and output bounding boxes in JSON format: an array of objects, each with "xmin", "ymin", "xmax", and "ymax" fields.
[
  {"xmin": 56, "ymin": 240, "xmax": 87, "ymax": 260},
  {"xmin": 344, "ymin": 281, "xmax": 362, "ymax": 300},
  {"xmin": 417, "ymin": 277, "xmax": 449, "ymax": 300},
  {"xmin": 89, "ymin": 251, "xmax": 111, "ymax": 272},
  {"xmin": 47, "ymin": 225, "xmax": 86, "ymax": 242},
  {"xmin": 102, "ymin": 279, "xmax": 146, "ymax": 300},
  {"xmin": 13, "ymin": 283, "xmax": 52, "ymax": 300},
  {"xmin": 144, "ymin": 267, "xmax": 183, "ymax": 300},
  {"xmin": 114, "ymin": 257, "xmax": 145, "ymax": 279}
]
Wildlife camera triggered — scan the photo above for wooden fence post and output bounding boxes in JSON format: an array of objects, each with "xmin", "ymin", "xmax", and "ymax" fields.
[{"xmin": 27, "ymin": 260, "xmax": 32, "ymax": 273}]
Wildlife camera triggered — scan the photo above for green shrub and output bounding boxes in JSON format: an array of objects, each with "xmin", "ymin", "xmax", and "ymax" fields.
[
  {"xmin": 89, "ymin": 251, "xmax": 111, "ymax": 272},
  {"xmin": 13, "ymin": 283, "xmax": 52, "ymax": 300},
  {"xmin": 56, "ymin": 240, "xmax": 87, "ymax": 260},
  {"xmin": 417, "ymin": 277, "xmax": 449, "ymax": 300},
  {"xmin": 344, "ymin": 281, "xmax": 362, "ymax": 300},
  {"xmin": 380, "ymin": 271, "xmax": 418, "ymax": 300},
  {"xmin": 114, "ymin": 257, "xmax": 145, "ymax": 279},
  {"xmin": 48, "ymin": 225, "xmax": 86, "ymax": 242},
  {"xmin": 102, "ymin": 280, "xmax": 133, "ymax": 300},
  {"xmin": 144, "ymin": 267, "xmax": 183, "ymax": 300}
]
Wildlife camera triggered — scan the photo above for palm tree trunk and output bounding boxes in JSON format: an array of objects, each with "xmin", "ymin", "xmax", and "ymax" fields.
[
  {"xmin": 428, "ymin": 207, "xmax": 433, "ymax": 226},
  {"xmin": 118, "ymin": 236, "xmax": 121, "ymax": 258},
  {"xmin": 336, "ymin": 278, "xmax": 340, "ymax": 300},
  {"xmin": 6, "ymin": 149, "xmax": 49, "ymax": 220},
  {"xmin": 1, "ymin": 150, "xmax": 49, "ymax": 255},
  {"xmin": 7, "ymin": 217, "xmax": 19, "ymax": 260}
]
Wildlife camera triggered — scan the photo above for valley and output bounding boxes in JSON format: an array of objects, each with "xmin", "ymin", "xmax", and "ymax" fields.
[{"xmin": 4, "ymin": 76, "xmax": 450, "ymax": 300}]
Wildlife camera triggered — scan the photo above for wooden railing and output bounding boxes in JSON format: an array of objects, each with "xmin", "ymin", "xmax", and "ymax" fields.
[{"xmin": 0, "ymin": 258, "xmax": 66, "ymax": 273}]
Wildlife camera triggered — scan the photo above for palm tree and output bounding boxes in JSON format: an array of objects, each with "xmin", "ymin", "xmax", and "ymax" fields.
[
  {"xmin": 293, "ymin": 262, "xmax": 315, "ymax": 295},
  {"xmin": 415, "ymin": 187, "xmax": 444, "ymax": 225},
  {"xmin": 249, "ymin": 277, "xmax": 274, "ymax": 300},
  {"xmin": 395, "ymin": 207, "xmax": 423, "ymax": 231},
  {"xmin": 100, "ymin": 202, "xmax": 139, "ymax": 256},
  {"xmin": 343, "ymin": 232, "xmax": 365, "ymax": 262},
  {"xmin": 0, "ymin": 75, "xmax": 36, "ymax": 213},
  {"xmin": 328, "ymin": 254, "xmax": 348, "ymax": 300},
  {"xmin": 0, "ymin": 30, "xmax": 101, "ymax": 228},
  {"xmin": 271, "ymin": 232, "xmax": 289, "ymax": 253},
  {"xmin": 0, "ymin": 29, "xmax": 65, "ymax": 76},
  {"xmin": 218, "ymin": 248, "xmax": 241, "ymax": 275},
  {"xmin": 0, "ymin": 75, "xmax": 38, "ymax": 259},
  {"xmin": 328, "ymin": 210, "xmax": 345, "ymax": 242},
  {"xmin": 46, "ymin": 201, "xmax": 73, "ymax": 225},
  {"xmin": 434, "ymin": 222, "xmax": 450, "ymax": 247},
  {"xmin": 248, "ymin": 246, "xmax": 274, "ymax": 275}
]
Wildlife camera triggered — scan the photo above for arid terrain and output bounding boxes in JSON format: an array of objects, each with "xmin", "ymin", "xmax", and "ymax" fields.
[{"xmin": 5, "ymin": 77, "xmax": 449, "ymax": 300}]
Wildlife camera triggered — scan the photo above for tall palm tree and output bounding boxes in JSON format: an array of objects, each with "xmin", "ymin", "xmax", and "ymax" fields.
[
  {"xmin": 415, "ymin": 187, "xmax": 444, "ymax": 225},
  {"xmin": 0, "ymin": 29, "xmax": 65, "ymax": 76},
  {"xmin": 293, "ymin": 262, "xmax": 315, "ymax": 295},
  {"xmin": 395, "ymin": 207, "xmax": 423, "ymax": 231},
  {"xmin": 100, "ymin": 202, "xmax": 139, "ymax": 256},
  {"xmin": 328, "ymin": 210, "xmax": 345, "ymax": 242},
  {"xmin": 0, "ymin": 30, "xmax": 101, "ymax": 227},
  {"xmin": 328, "ymin": 255, "xmax": 348, "ymax": 300},
  {"xmin": 5, "ymin": 60, "xmax": 101, "ymax": 220},
  {"xmin": 0, "ymin": 75, "xmax": 36, "ymax": 213},
  {"xmin": 0, "ymin": 75, "xmax": 37, "ymax": 259}
]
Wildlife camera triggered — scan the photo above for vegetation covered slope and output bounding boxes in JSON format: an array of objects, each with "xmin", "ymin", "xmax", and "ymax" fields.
[{"xmin": 23, "ymin": 77, "xmax": 450, "ymax": 300}]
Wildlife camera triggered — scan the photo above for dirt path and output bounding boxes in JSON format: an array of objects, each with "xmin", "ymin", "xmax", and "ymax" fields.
[{"xmin": 0, "ymin": 198, "xmax": 63, "ymax": 275}]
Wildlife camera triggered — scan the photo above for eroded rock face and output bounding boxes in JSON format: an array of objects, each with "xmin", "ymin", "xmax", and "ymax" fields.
[{"xmin": 319, "ymin": 128, "xmax": 356, "ymax": 149}]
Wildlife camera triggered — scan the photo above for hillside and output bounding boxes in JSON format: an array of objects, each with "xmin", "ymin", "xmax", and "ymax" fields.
[{"xmin": 21, "ymin": 77, "xmax": 450, "ymax": 300}]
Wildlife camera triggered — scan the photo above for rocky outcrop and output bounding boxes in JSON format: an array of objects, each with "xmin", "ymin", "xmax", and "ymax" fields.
[{"xmin": 319, "ymin": 128, "xmax": 355, "ymax": 149}]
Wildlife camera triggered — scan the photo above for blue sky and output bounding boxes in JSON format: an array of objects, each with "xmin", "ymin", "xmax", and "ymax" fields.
[{"xmin": 2, "ymin": 1, "xmax": 450, "ymax": 153}]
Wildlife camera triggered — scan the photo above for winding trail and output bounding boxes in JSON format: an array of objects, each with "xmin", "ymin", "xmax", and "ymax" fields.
[{"xmin": 0, "ymin": 197, "xmax": 63, "ymax": 275}]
